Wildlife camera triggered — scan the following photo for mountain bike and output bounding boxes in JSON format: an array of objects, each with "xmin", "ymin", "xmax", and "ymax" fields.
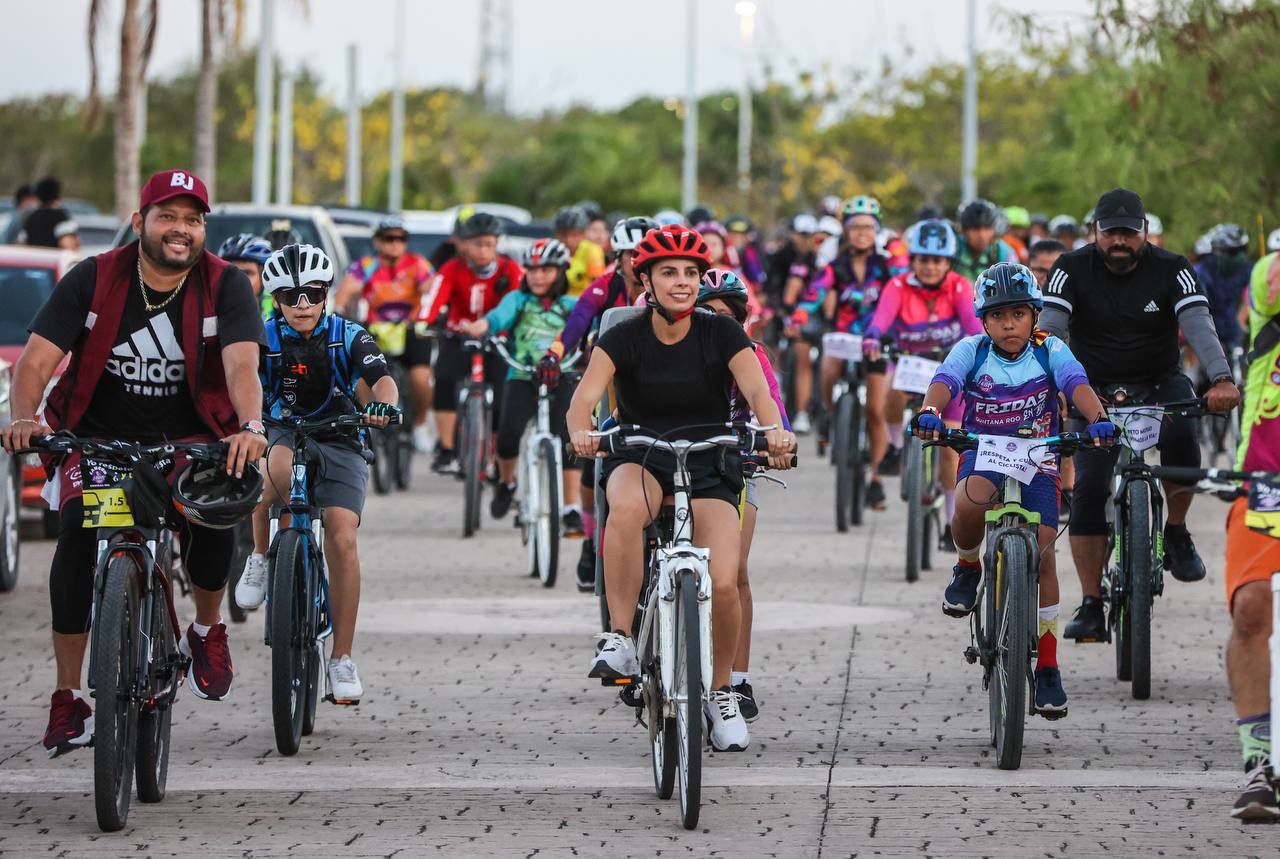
[
  {"xmin": 22, "ymin": 433, "xmax": 228, "ymax": 832},
  {"xmin": 890, "ymin": 347, "xmax": 946, "ymax": 582},
  {"xmin": 492, "ymin": 339, "xmax": 581, "ymax": 587},
  {"xmin": 926, "ymin": 428, "xmax": 1099, "ymax": 770},
  {"xmin": 823, "ymin": 332, "xmax": 868, "ymax": 531},
  {"xmin": 261, "ymin": 412, "xmax": 398, "ymax": 755},
  {"xmin": 1100, "ymin": 389, "xmax": 1213, "ymax": 700},
  {"xmin": 367, "ymin": 319, "xmax": 417, "ymax": 495},
  {"xmin": 589, "ymin": 422, "xmax": 783, "ymax": 830},
  {"xmin": 454, "ymin": 335, "xmax": 498, "ymax": 538}
]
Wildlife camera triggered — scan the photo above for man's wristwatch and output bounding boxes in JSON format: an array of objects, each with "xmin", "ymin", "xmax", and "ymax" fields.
[
  {"xmin": 241, "ymin": 420, "xmax": 266, "ymax": 436},
  {"xmin": 1210, "ymin": 375, "xmax": 1236, "ymax": 387}
]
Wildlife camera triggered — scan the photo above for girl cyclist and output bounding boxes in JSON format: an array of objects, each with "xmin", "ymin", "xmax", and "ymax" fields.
[
  {"xmin": 567, "ymin": 225, "xmax": 795, "ymax": 752},
  {"xmin": 862, "ymin": 219, "xmax": 981, "ymax": 526}
]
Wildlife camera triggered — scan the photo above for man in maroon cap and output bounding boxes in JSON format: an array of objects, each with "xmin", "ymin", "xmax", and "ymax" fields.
[{"xmin": 1, "ymin": 169, "xmax": 268, "ymax": 758}]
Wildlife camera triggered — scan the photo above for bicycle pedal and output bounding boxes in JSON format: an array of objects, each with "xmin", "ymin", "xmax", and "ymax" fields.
[
  {"xmin": 600, "ymin": 676, "xmax": 638, "ymax": 687},
  {"xmin": 963, "ymin": 646, "xmax": 979, "ymax": 664},
  {"xmin": 325, "ymin": 694, "xmax": 361, "ymax": 706}
]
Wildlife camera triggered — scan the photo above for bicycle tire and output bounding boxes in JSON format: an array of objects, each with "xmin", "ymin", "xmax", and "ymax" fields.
[
  {"xmin": 135, "ymin": 587, "xmax": 174, "ymax": 803},
  {"xmin": 645, "ymin": 617, "xmax": 677, "ymax": 800},
  {"xmin": 462, "ymin": 394, "xmax": 484, "ymax": 537},
  {"xmin": 370, "ymin": 429, "xmax": 393, "ymax": 496},
  {"xmin": 905, "ymin": 438, "xmax": 923, "ymax": 583},
  {"xmin": 990, "ymin": 534, "xmax": 1030, "ymax": 770},
  {"xmin": 833, "ymin": 393, "xmax": 853, "ymax": 532},
  {"xmin": 537, "ymin": 438, "xmax": 560, "ymax": 588},
  {"xmin": 302, "ymin": 637, "xmax": 321, "ymax": 737},
  {"xmin": 394, "ymin": 424, "xmax": 413, "ymax": 490},
  {"xmin": 1124, "ymin": 481, "xmax": 1153, "ymax": 700},
  {"xmin": 675, "ymin": 569, "xmax": 702, "ymax": 830},
  {"xmin": 270, "ymin": 530, "xmax": 308, "ymax": 756},
  {"xmin": 226, "ymin": 519, "xmax": 253, "ymax": 624},
  {"xmin": 0, "ymin": 463, "xmax": 19, "ymax": 592},
  {"xmin": 921, "ymin": 446, "xmax": 935, "ymax": 571},
  {"xmin": 848, "ymin": 388, "xmax": 866, "ymax": 527},
  {"xmin": 92, "ymin": 553, "xmax": 142, "ymax": 832}
]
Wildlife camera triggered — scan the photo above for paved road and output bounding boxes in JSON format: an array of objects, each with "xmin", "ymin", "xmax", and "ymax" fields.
[{"xmin": 0, "ymin": 450, "xmax": 1273, "ymax": 857}]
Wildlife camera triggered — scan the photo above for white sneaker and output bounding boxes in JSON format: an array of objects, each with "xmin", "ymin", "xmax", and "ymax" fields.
[
  {"xmin": 587, "ymin": 632, "xmax": 639, "ymax": 680},
  {"xmin": 235, "ymin": 553, "xmax": 269, "ymax": 609},
  {"xmin": 705, "ymin": 687, "xmax": 750, "ymax": 751},
  {"xmin": 413, "ymin": 423, "xmax": 435, "ymax": 454},
  {"xmin": 328, "ymin": 655, "xmax": 363, "ymax": 703},
  {"xmin": 793, "ymin": 411, "xmax": 812, "ymax": 435}
]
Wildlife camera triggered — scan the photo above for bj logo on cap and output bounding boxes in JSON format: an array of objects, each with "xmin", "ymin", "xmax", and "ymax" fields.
[{"xmin": 170, "ymin": 172, "xmax": 195, "ymax": 191}]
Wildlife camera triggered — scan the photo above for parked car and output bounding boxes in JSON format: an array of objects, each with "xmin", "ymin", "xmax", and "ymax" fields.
[
  {"xmin": 0, "ymin": 357, "xmax": 17, "ymax": 590},
  {"xmin": 71, "ymin": 213, "xmax": 123, "ymax": 256},
  {"xmin": 0, "ymin": 246, "xmax": 75, "ymax": 537},
  {"xmin": 336, "ymin": 223, "xmax": 374, "ymax": 265},
  {"xmin": 324, "ymin": 206, "xmax": 390, "ymax": 229},
  {"xmin": 401, "ymin": 210, "xmax": 456, "ymax": 264},
  {"xmin": 113, "ymin": 203, "xmax": 351, "ymax": 275}
]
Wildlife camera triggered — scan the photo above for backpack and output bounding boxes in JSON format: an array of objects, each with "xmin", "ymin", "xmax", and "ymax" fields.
[
  {"xmin": 964, "ymin": 333, "xmax": 1053, "ymax": 391},
  {"xmin": 263, "ymin": 314, "xmax": 358, "ymax": 419}
]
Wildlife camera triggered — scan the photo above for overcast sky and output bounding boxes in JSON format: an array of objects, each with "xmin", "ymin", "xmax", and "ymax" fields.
[{"xmin": 5, "ymin": 1, "xmax": 1098, "ymax": 111}]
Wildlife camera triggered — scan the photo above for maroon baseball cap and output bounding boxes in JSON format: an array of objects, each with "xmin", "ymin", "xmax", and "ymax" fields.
[{"xmin": 139, "ymin": 169, "xmax": 210, "ymax": 213}]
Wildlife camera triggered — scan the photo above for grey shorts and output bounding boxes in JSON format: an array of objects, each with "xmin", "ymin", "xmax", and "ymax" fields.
[
  {"xmin": 267, "ymin": 427, "xmax": 369, "ymax": 518},
  {"xmin": 744, "ymin": 476, "xmax": 760, "ymax": 510}
]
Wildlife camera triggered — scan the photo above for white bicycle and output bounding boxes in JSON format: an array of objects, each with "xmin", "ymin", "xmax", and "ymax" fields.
[
  {"xmin": 493, "ymin": 339, "xmax": 581, "ymax": 587},
  {"xmin": 591, "ymin": 421, "xmax": 782, "ymax": 830}
]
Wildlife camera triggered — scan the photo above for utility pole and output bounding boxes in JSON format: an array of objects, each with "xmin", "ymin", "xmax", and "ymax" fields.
[
  {"xmin": 681, "ymin": 0, "xmax": 699, "ymax": 214},
  {"xmin": 346, "ymin": 44, "xmax": 361, "ymax": 207},
  {"xmin": 735, "ymin": 2, "xmax": 756, "ymax": 207},
  {"xmin": 388, "ymin": 0, "xmax": 406, "ymax": 211},
  {"xmin": 252, "ymin": 0, "xmax": 274, "ymax": 205},
  {"xmin": 275, "ymin": 69, "xmax": 293, "ymax": 205},
  {"xmin": 961, "ymin": 0, "xmax": 978, "ymax": 203}
]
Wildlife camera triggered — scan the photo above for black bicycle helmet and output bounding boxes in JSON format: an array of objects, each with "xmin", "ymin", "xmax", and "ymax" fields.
[
  {"xmin": 455, "ymin": 212, "xmax": 504, "ymax": 239},
  {"xmin": 575, "ymin": 199, "xmax": 606, "ymax": 222},
  {"xmin": 171, "ymin": 460, "xmax": 264, "ymax": 530},
  {"xmin": 553, "ymin": 205, "xmax": 591, "ymax": 234},
  {"xmin": 958, "ymin": 199, "xmax": 999, "ymax": 229}
]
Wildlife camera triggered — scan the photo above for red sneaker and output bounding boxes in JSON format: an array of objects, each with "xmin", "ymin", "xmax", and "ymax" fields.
[
  {"xmin": 179, "ymin": 623, "xmax": 234, "ymax": 700},
  {"xmin": 42, "ymin": 689, "xmax": 94, "ymax": 758}
]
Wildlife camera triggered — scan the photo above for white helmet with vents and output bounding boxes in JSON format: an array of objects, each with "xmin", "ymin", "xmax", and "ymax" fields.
[{"xmin": 262, "ymin": 243, "xmax": 335, "ymax": 293}]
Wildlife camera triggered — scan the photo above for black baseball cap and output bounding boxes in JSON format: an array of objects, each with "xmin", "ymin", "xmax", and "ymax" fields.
[{"xmin": 1093, "ymin": 188, "xmax": 1146, "ymax": 232}]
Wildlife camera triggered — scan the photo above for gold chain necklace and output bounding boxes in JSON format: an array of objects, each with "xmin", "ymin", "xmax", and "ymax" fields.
[{"xmin": 137, "ymin": 257, "xmax": 188, "ymax": 313}]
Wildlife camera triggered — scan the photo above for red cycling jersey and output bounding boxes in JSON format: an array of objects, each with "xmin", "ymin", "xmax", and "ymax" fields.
[{"xmin": 421, "ymin": 255, "xmax": 525, "ymax": 326}]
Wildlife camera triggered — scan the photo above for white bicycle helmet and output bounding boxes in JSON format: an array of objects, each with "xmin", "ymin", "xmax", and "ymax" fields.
[
  {"xmin": 1268, "ymin": 228, "xmax": 1280, "ymax": 253},
  {"xmin": 611, "ymin": 216, "xmax": 660, "ymax": 252},
  {"xmin": 262, "ymin": 243, "xmax": 335, "ymax": 294},
  {"xmin": 816, "ymin": 215, "xmax": 843, "ymax": 237},
  {"xmin": 1145, "ymin": 213, "xmax": 1163, "ymax": 236}
]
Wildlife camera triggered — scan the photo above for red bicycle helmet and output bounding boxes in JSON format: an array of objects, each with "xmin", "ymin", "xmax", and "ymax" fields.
[{"xmin": 631, "ymin": 224, "xmax": 712, "ymax": 274}]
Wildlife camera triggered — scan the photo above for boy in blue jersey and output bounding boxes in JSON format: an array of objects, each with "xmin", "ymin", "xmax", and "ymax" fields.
[{"xmin": 910, "ymin": 262, "xmax": 1115, "ymax": 718}]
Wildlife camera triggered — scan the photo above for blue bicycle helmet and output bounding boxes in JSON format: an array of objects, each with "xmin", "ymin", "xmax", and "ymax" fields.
[
  {"xmin": 907, "ymin": 219, "xmax": 958, "ymax": 258},
  {"xmin": 973, "ymin": 262, "xmax": 1044, "ymax": 315},
  {"xmin": 217, "ymin": 233, "xmax": 273, "ymax": 266}
]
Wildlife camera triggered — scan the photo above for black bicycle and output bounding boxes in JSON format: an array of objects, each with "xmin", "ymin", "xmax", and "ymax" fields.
[
  {"xmin": 367, "ymin": 320, "xmax": 418, "ymax": 495},
  {"xmin": 823, "ymin": 332, "xmax": 869, "ymax": 531},
  {"xmin": 454, "ymin": 335, "xmax": 499, "ymax": 537},
  {"xmin": 22, "ymin": 433, "xmax": 227, "ymax": 832}
]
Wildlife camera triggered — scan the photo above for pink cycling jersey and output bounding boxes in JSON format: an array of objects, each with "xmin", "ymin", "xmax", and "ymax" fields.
[{"xmin": 863, "ymin": 271, "xmax": 981, "ymax": 355}]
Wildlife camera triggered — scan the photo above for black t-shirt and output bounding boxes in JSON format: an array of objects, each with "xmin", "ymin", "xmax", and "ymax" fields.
[
  {"xmin": 1043, "ymin": 243, "xmax": 1209, "ymax": 386},
  {"xmin": 30, "ymin": 256, "xmax": 265, "ymax": 442},
  {"xmin": 272, "ymin": 319, "xmax": 391, "ymax": 417},
  {"xmin": 21, "ymin": 207, "xmax": 70, "ymax": 248},
  {"xmin": 595, "ymin": 309, "xmax": 754, "ymax": 440}
]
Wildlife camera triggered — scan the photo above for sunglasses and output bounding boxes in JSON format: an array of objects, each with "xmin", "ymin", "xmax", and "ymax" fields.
[
  {"xmin": 378, "ymin": 233, "xmax": 409, "ymax": 243},
  {"xmin": 275, "ymin": 286, "xmax": 328, "ymax": 307}
]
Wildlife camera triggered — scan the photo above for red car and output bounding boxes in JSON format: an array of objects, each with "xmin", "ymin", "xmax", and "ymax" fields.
[{"xmin": 0, "ymin": 246, "xmax": 76, "ymax": 535}]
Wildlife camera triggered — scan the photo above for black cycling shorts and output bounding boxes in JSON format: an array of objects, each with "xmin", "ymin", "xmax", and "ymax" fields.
[{"xmin": 600, "ymin": 448, "xmax": 744, "ymax": 509}]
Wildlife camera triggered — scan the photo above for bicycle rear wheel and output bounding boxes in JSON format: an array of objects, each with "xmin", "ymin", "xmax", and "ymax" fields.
[
  {"xmin": 461, "ymin": 394, "xmax": 484, "ymax": 537},
  {"xmin": 848, "ymin": 388, "xmax": 866, "ymax": 527},
  {"xmin": 270, "ymin": 530, "xmax": 309, "ymax": 756},
  {"xmin": 905, "ymin": 438, "xmax": 924, "ymax": 583},
  {"xmin": 537, "ymin": 438, "xmax": 560, "ymax": 587},
  {"xmin": 644, "ymin": 616, "xmax": 677, "ymax": 800},
  {"xmin": 833, "ymin": 393, "xmax": 853, "ymax": 532},
  {"xmin": 92, "ymin": 554, "xmax": 142, "ymax": 832},
  {"xmin": 675, "ymin": 569, "xmax": 702, "ymax": 830},
  {"xmin": 989, "ymin": 534, "xmax": 1030, "ymax": 770},
  {"xmin": 136, "ymin": 587, "xmax": 175, "ymax": 803},
  {"xmin": 1121, "ymin": 482, "xmax": 1153, "ymax": 700}
]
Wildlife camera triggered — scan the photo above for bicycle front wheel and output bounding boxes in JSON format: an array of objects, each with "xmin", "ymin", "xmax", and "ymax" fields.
[
  {"xmin": 135, "ymin": 585, "xmax": 175, "ymax": 803},
  {"xmin": 989, "ymin": 534, "xmax": 1031, "ymax": 770},
  {"xmin": 537, "ymin": 438, "xmax": 560, "ymax": 587},
  {"xmin": 675, "ymin": 569, "xmax": 702, "ymax": 830},
  {"xmin": 833, "ymin": 392, "xmax": 854, "ymax": 532},
  {"xmin": 905, "ymin": 437, "xmax": 924, "ymax": 583},
  {"xmin": 848, "ymin": 387, "xmax": 866, "ymax": 527},
  {"xmin": 270, "ymin": 530, "xmax": 310, "ymax": 756},
  {"xmin": 92, "ymin": 553, "xmax": 143, "ymax": 832},
  {"xmin": 462, "ymin": 394, "xmax": 484, "ymax": 537},
  {"xmin": 644, "ymin": 617, "xmax": 677, "ymax": 800},
  {"xmin": 1121, "ymin": 481, "xmax": 1153, "ymax": 700}
]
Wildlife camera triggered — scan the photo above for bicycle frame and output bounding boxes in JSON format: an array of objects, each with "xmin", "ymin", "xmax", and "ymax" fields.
[
  {"xmin": 1108, "ymin": 443, "xmax": 1167, "ymax": 606},
  {"xmin": 970, "ymin": 476, "xmax": 1041, "ymax": 679}
]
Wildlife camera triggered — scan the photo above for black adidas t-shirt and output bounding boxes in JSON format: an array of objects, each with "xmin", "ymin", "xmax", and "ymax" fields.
[
  {"xmin": 1042, "ymin": 243, "xmax": 1208, "ymax": 386},
  {"xmin": 31, "ymin": 256, "xmax": 264, "ymax": 442}
]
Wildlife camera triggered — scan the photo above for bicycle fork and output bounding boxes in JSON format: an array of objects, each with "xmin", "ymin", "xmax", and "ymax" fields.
[{"xmin": 654, "ymin": 547, "xmax": 713, "ymax": 712}]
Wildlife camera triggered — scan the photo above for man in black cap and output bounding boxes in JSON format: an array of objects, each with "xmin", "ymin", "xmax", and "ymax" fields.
[{"xmin": 1038, "ymin": 187, "xmax": 1240, "ymax": 642}]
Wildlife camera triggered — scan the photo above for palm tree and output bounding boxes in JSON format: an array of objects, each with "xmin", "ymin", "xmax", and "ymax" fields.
[
  {"xmin": 193, "ymin": 0, "xmax": 227, "ymax": 197},
  {"xmin": 87, "ymin": 0, "xmax": 159, "ymax": 219}
]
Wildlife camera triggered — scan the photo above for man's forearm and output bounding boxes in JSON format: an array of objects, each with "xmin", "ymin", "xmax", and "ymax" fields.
[
  {"xmin": 1179, "ymin": 304, "xmax": 1232, "ymax": 380},
  {"xmin": 1037, "ymin": 306, "xmax": 1069, "ymax": 339}
]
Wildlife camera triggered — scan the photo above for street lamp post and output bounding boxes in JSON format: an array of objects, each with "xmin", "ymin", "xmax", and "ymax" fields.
[
  {"xmin": 961, "ymin": 0, "xmax": 978, "ymax": 202},
  {"xmin": 252, "ymin": 0, "xmax": 274, "ymax": 205},
  {"xmin": 388, "ymin": 0, "xmax": 406, "ymax": 212},
  {"xmin": 735, "ymin": 2, "xmax": 756, "ymax": 207},
  {"xmin": 681, "ymin": 0, "xmax": 698, "ymax": 214}
]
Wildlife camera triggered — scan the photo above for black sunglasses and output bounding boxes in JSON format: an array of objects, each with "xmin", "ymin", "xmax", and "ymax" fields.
[{"xmin": 274, "ymin": 286, "xmax": 328, "ymax": 307}]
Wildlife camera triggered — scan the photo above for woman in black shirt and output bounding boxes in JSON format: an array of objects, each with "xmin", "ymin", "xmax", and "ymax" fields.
[{"xmin": 567, "ymin": 224, "xmax": 794, "ymax": 752}]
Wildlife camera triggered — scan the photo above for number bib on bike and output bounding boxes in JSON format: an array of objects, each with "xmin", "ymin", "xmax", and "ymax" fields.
[
  {"xmin": 1110, "ymin": 407, "xmax": 1162, "ymax": 453},
  {"xmin": 822, "ymin": 332, "xmax": 863, "ymax": 362},
  {"xmin": 973, "ymin": 435, "xmax": 1052, "ymax": 486},
  {"xmin": 893, "ymin": 355, "xmax": 940, "ymax": 394},
  {"xmin": 1246, "ymin": 478, "xmax": 1280, "ymax": 539},
  {"xmin": 81, "ymin": 457, "xmax": 135, "ymax": 528}
]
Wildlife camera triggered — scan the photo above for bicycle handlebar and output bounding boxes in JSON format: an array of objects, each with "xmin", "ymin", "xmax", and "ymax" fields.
[
  {"xmin": 491, "ymin": 337, "xmax": 583, "ymax": 374},
  {"xmin": 1148, "ymin": 465, "xmax": 1279, "ymax": 485},
  {"xmin": 17, "ymin": 432, "xmax": 229, "ymax": 462},
  {"xmin": 264, "ymin": 413, "xmax": 401, "ymax": 435},
  {"xmin": 568, "ymin": 422, "xmax": 799, "ymax": 467},
  {"xmin": 922, "ymin": 428, "xmax": 1103, "ymax": 457}
]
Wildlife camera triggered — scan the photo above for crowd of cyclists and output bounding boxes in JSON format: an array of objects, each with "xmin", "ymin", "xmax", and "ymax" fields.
[{"xmin": 4, "ymin": 165, "xmax": 1280, "ymax": 824}]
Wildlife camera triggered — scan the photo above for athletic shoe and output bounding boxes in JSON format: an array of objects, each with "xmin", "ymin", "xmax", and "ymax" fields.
[
  {"xmin": 1033, "ymin": 667, "xmax": 1068, "ymax": 719},
  {"xmin": 234, "ymin": 553, "xmax": 269, "ymax": 609},
  {"xmin": 1063, "ymin": 596, "xmax": 1108, "ymax": 642},
  {"xmin": 42, "ymin": 690, "xmax": 93, "ymax": 758},
  {"xmin": 576, "ymin": 539, "xmax": 596, "ymax": 593},
  {"xmin": 1232, "ymin": 759, "xmax": 1280, "ymax": 823},
  {"xmin": 490, "ymin": 482, "xmax": 516, "ymax": 519},
  {"xmin": 733, "ymin": 681, "xmax": 759, "ymax": 722},
  {"xmin": 328, "ymin": 655, "xmax": 363, "ymax": 704},
  {"xmin": 562, "ymin": 509, "xmax": 585, "ymax": 538},
  {"xmin": 179, "ymin": 623, "xmax": 233, "ymax": 701},
  {"xmin": 792, "ymin": 411, "xmax": 812, "ymax": 435},
  {"xmin": 1164, "ymin": 523, "xmax": 1206, "ymax": 582},
  {"xmin": 865, "ymin": 480, "xmax": 886, "ymax": 510},
  {"xmin": 705, "ymin": 687, "xmax": 750, "ymax": 751},
  {"xmin": 588, "ymin": 632, "xmax": 638, "ymax": 680},
  {"xmin": 942, "ymin": 563, "xmax": 981, "ymax": 617},
  {"xmin": 878, "ymin": 446, "xmax": 902, "ymax": 476},
  {"xmin": 431, "ymin": 448, "xmax": 460, "ymax": 475},
  {"xmin": 413, "ymin": 423, "xmax": 435, "ymax": 454},
  {"xmin": 939, "ymin": 524, "xmax": 957, "ymax": 553}
]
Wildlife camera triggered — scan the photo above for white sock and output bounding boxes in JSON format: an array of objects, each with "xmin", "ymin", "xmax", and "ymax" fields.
[
  {"xmin": 191, "ymin": 621, "xmax": 214, "ymax": 637},
  {"xmin": 887, "ymin": 423, "xmax": 903, "ymax": 448},
  {"xmin": 731, "ymin": 671, "xmax": 750, "ymax": 686},
  {"xmin": 564, "ymin": 504, "xmax": 581, "ymax": 514}
]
